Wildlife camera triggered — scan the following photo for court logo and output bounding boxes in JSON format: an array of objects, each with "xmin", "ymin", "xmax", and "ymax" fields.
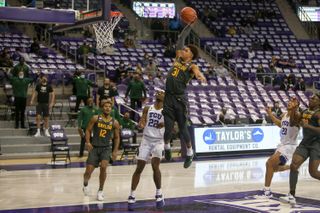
[
  {"xmin": 203, "ymin": 129, "xmax": 216, "ymax": 144},
  {"xmin": 251, "ymin": 128, "xmax": 264, "ymax": 142}
]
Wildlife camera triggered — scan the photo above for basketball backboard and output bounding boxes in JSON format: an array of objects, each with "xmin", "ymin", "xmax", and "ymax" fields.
[{"xmin": 51, "ymin": 0, "xmax": 111, "ymax": 32}]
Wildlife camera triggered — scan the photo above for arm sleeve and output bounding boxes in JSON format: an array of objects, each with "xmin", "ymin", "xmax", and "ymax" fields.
[{"xmin": 176, "ymin": 25, "xmax": 192, "ymax": 49}]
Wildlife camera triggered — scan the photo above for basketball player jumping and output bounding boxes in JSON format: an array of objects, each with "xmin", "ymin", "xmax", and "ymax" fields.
[
  {"xmin": 262, "ymin": 96, "xmax": 300, "ymax": 198},
  {"xmin": 280, "ymin": 93, "xmax": 320, "ymax": 205},
  {"xmin": 128, "ymin": 90, "xmax": 165, "ymax": 210},
  {"xmin": 163, "ymin": 19, "xmax": 207, "ymax": 168},
  {"xmin": 82, "ymin": 100, "xmax": 120, "ymax": 201}
]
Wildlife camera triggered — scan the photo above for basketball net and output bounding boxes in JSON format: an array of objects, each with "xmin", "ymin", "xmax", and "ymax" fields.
[{"xmin": 92, "ymin": 11, "xmax": 122, "ymax": 55}]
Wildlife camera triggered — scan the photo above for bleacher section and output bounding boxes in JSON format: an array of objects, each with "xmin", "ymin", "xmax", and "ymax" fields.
[{"xmin": 186, "ymin": 0, "xmax": 320, "ymax": 84}]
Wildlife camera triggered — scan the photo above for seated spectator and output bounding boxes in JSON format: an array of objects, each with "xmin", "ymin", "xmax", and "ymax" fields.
[
  {"xmin": 294, "ymin": 77, "xmax": 306, "ymax": 91},
  {"xmin": 287, "ymin": 73, "xmax": 296, "ymax": 88},
  {"xmin": 223, "ymin": 48, "xmax": 233, "ymax": 65},
  {"xmin": 30, "ymin": 38, "xmax": 40, "ymax": 55},
  {"xmin": 204, "ymin": 63, "xmax": 217, "ymax": 80},
  {"xmin": 153, "ymin": 73, "xmax": 165, "ymax": 88},
  {"xmin": 276, "ymin": 57, "xmax": 295, "ymax": 68},
  {"xmin": 144, "ymin": 59, "xmax": 158, "ymax": 78},
  {"xmin": 271, "ymin": 101, "xmax": 283, "ymax": 118},
  {"xmin": 227, "ymin": 26, "xmax": 237, "ymax": 36},
  {"xmin": 16, "ymin": 47, "xmax": 32, "ymax": 62},
  {"xmin": 164, "ymin": 43, "xmax": 176, "ymax": 58},
  {"xmin": 218, "ymin": 107, "xmax": 234, "ymax": 125},
  {"xmin": 280, "ymin": 78, "xmax": 290, "ymax": 91},
  {"xmin": 214, "ymin": 63, "xmax": 229, "ymax": 76},
  {"xmin": 251, "ymin": 38, "xmax": 262, "ymax": 50},
  {"xmin": 256, "ymin": 64, "xmax": 265, "ymax": 83},
  {"xmin": 141, "ymin": 53, "xmax": 150, "ymax": 68},
  {"xmin": 248, "ymin": 48, "xmax": 255, "ymax": 59},
  {"xmin": 0, "ymin": 47, "xmax": 13, "ymax": 68},
  {"xmin": 135, "ymin": 63, "xmax": 143, "ymax": 74},
  {"xmin": 263, "ymin": 39, "xmax": 273, "ymax": 51},
  {"xmin": 287, "ymin": 56, "xmax": 296, "ymax": 68},
  {"xmin": 113, "ymin": 61, "xmax": 127, "ymax": 83},
  {"xmin": 126, "ymin": 63, "xmax": 135, "ymax": 73},
  {"xmin": 270, "ymin": 55, "xmax": 280, "ymax": 67},
  {"xmin": 243, "ymin": 23, "xmax": 253, "ymax": 35}
]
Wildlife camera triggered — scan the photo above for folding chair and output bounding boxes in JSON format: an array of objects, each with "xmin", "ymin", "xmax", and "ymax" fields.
[
  {"xmin": 27, "ymin": 110, "xmax": 38, "ymax": 136},
  {"xmin": 50, "ymin": 128, "xmax": 71, "ymax": 165},
  {"xmin": 66, "ymin": 95, "xmax": 78, "ymax": 127},
  {"xmin": 50, "ymin": 102, "xmax": 63, "ymax": 120},
  {"xmin": 120, "ymin": 129, "xmax": 139, "ymax": 163}
]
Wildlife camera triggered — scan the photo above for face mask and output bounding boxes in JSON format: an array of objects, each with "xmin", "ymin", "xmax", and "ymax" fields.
[
  {"xmin": 81, "ymin": 75, "xmax": 85, "ymax": 78},
  {"xmin": 19, "ymin": 75, "xmax": 24, "ymax": 79}
]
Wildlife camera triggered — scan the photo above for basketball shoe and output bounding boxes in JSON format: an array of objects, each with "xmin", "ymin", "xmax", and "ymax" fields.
[
  {"xmin": 128, "ymin": 196, "xmax": 136, "ymax": 211},
  {"xmin": 164, "ymin": 149, "xmax": 172, "ymax": 161},
  {"xmin": 279, "ymin": 193, "xmax": 296, "ymax": 206},
  {"xmin": 83, "ymin": 186, "xmax": 89, "ymax": 196},
  {"xmin": 97, "ymin": 190, "xmax": 104, "ymax": 201},
  {"xmin": 183, "ymin": 154, "xmax": 194, "ymax": 168},
  {"xmin": 263, "ymin": 188, "xmax": 272, "ymax": 198},
  {"xmin": 155, "ymin": 194, "xmax": 165, "ymax": 209}
]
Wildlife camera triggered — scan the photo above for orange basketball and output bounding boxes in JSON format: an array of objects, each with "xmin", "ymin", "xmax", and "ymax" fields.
[{"xmin": 180, "ymin": 7, "xmax": 197, "ymax": 24}]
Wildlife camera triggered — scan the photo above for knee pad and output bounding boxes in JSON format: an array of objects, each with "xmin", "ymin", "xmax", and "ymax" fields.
[{"xmin": 279, "ymin": 155, "xmax": 288, "ymax": 166}]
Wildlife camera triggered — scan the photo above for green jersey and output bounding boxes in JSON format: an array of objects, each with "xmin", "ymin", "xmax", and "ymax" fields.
[
  {"xmin": 9, "ymin": 77, "xmax": 33, "ymax": 98},
  {"xmin": 73, "ymin": 77, "xmax": 94, "ymax": 97},
  {"xmin": 300, "ymin": 109, "xmax": 320, "ymax": 146},
  {"xmin": 78, "ymin": 106, "xmax": 100, "ymax": 129},
  {"xmin": 165, "ymin": 58, "xmax": 194, "ymax": 96},
  {"xmin": 91, "ymin": 115, "xmax": 114, "ymax": 147},
  {"xmin": 125, "ymin": 79, "xmax": 146, "ymax": 99}
]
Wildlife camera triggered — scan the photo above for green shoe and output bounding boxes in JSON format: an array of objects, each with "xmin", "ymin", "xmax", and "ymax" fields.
[
  {"xmin": 183, "ymin": 154, "xmax": 194, "ymax": 168},
  {"xmin": 164, "ymin": 149, "xmax": 172, "ymax": 161}
]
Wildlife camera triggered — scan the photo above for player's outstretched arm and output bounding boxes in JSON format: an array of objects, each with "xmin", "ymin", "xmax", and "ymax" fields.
[
  {"xmin": 266, "ymin": 107, "xmax": 281, "ymax": 127},
  {"xmin": 191, "ymin": 64, "xmax": 207, "ymax": 83},
  {"xmin": 138, "ymin": 106, "xmax": 149, "ymax": 129},
  {"xmin": 176, "ymin": 22, "xmax": 195, "ymax": 50}
]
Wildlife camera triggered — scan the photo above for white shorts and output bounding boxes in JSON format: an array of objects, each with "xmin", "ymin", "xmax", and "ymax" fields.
[
  {"xmin": 276, "ymin": 144, "xmax": 297, "ymax": 162},
  {"xmin": 136, "ymin": 136, "xmax": 164, "ymax": 162}
]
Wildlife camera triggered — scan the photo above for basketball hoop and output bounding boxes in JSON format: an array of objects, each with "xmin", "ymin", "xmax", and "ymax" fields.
[{"xmin": 92, "ymin": 11, "xmax": 123, "ymax": 54}]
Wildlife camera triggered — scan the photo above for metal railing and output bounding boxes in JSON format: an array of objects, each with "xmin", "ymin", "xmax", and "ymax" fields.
[{"xmin": 296, "ymin": 6, "xmax": 318, "ymax": 39}]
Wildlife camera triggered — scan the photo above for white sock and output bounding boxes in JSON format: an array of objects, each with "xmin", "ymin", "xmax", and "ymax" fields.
[
  {"xmin": 36, "ymin": 128, "xmax": 40, "ymax": 133},
  {"xmin": 156, "ymin": 188, "xmax": 162, "ymax": 196},
  {"xmin": 264, "ymin": 186, "xmax": 270, "ymax": 191},
  {"xmin": 164, "ymin": 143, "xmax": 171, "ymax": 150},
  {"xmin": 130, "ymin": 190, "xmax": 136, "ymax": 197},
  {"xmin": 187, "ymin": 147, "xmax": 193, "ymax": 156}
]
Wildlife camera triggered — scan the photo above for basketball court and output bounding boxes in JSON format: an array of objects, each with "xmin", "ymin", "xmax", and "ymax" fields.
[
  {"xmin": 1, "ymin": 157, "xmax": 319, "ymax": 212},
  {"xmin": 0, "ymin": 1, "xmax": 320, "ymax": 213}
]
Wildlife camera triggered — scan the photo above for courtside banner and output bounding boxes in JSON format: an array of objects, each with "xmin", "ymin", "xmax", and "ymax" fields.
[{"xmin": 194, "ymin": 126, "xmax": 300, "ymax": 153}]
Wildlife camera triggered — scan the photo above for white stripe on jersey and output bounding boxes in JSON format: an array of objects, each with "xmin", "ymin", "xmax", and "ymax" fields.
[
  {"xmin": 280, "ymin": 112, "xmax": 299, "ymax": 145},
  {"xmin": 143, "ymin": 105, "xmax": 164, "ymax": 139}
]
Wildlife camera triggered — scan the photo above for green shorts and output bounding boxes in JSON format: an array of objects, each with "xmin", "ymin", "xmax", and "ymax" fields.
[
  {"xmin": 86, "ymin": 146, "xmax": 111, "ymax": 167},
  {"xmin": 294, "ymin": 142, "xmax": 320, "ymax": 161}
]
